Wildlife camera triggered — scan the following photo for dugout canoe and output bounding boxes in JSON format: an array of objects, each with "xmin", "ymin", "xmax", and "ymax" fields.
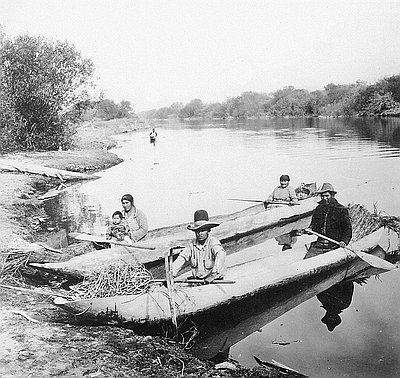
[
  {"xmin": 52, "ymin": 223, "xmax": 399, "ymax": 331},
  {"xmin": 29, "ymin": 194, "xmax": 318, "ymax": 278}
]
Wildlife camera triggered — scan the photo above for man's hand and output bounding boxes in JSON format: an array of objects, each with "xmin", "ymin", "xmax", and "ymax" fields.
[
  {"xmin": 204, "ymin": 273, "xmax": 218, "ymax": 284},
  {"xmin": 338, "ymin": 241, "xmax": 346, "ymax": 248},
  {"xmin": 303, "ymin": 228, "xmax": 313, "ymax": 235}
]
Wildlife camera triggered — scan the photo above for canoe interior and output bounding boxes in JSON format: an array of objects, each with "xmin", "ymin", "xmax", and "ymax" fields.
[
  {"xmin": 29, "ymin": 195, "xmax": 318, "ymax": 280},
  {"xmin": 52, "ymin": 223, "xmax": 400, "ymax": 330}
]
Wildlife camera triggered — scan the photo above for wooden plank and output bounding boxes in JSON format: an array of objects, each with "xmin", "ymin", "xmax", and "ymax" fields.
[
  {"xmin": 69, "ymin": 232, "xmax": 155, "ymax": 250},
  {"xmin": 0, "ymin": 159, "xmax": 99, "ymax": 181}
]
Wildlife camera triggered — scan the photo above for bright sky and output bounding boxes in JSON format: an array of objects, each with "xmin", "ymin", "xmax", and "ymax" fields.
[{"xmin": 1, "ymin": 0, "xmax": 400, "ymax": 111}]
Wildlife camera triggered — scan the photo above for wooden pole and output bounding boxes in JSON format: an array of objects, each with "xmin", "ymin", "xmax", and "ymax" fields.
[{"xmin": 165, "ymin": 248, "xmax": 179, "ymax": 339}]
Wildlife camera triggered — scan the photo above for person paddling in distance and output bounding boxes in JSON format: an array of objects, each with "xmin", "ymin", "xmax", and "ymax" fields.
[
  {"xmin": 149, "ymin": 128, "xmax": 157, "ymax": 140},
  {"xmin": 172, "ymin": 209, "xmax": 227, "ymax": 283},
  {"xmin": 266, "ymin": 174, "xmax": 298, "ymax": 205},
  {"xmin": 303, "ymin": 183, "xmax": 352, "ymax": 259},
  {"xmin": 121, "ymin": 194, "xmax": 148, "ymax": 243}
]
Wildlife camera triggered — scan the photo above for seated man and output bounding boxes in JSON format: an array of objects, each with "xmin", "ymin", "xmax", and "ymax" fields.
[
  {"xmin": 172, "ymin": 209, "xmax": 226, "ymax": 283},
  {"xmin": 304, "ymin": 182, "xmax": 352, "ymax": 259}
]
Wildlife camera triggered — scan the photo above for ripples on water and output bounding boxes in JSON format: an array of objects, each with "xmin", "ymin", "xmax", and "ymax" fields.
[{"xmin": 41, "ymin": 117, "xmax": 400, "ymax": 377}]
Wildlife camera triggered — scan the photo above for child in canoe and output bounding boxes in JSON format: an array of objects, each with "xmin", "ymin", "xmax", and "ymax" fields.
[{"xmin": 106, "ymin": 211, "xmax": 130, "ymax": 242}]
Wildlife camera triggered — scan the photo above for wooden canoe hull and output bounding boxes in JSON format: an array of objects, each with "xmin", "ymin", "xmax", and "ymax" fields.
[
  {"xmin": 53, "ymin": 227, "xmax": 399, "ymax": 329},
  {"xmin": 30, "ymin": 196, "xmax": 317, "ymax": 278}
]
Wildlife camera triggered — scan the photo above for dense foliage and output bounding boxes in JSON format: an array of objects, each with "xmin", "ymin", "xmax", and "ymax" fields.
[
  {"xmin": 0, "ymin": 33, "xmax": 95, "ymax": 152},
  {"xmin": 93, "ymin": 99, "xmax": 133, "ymax": 120},
  {"xmin": 140, "ymin": 76, "xmax": 400, "ymax": 120}
]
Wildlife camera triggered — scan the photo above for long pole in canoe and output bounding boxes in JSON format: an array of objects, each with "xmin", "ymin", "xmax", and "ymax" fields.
[
  {"xmin": 165, "ymin": 247, "xmax": 179, "ymax": 339},
  {"xmin": 227, "ymin": 198, "xmax": 300, "ymax": 206},
  {"xmin": 308, "ymin": 229, "xmax": 397, "ymax": 271},
  {"xmin": 69, "ymin": 232, "xmax": 155, "ymax": 250}
]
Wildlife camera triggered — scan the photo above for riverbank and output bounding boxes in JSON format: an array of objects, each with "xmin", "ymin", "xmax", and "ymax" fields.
[{"xmin": 0, "ymin": 118, "xmax": 281, "ymax": 378}]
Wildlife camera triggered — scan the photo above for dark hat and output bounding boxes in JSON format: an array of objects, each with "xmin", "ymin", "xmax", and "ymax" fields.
[
  {"xmin": 317, "ymin": 183, "xmax": 337, "ymax": 194},
  {"xmin": 321, "ymin": 312, "xmax": 341, "ymax": 332},
  {"xmin": 121, "ymin": 194, "xmax": 134, "ymax": 203},
  {"xmin": 187, "ymin": 209, "xmax": 220, "ymax": 231},
  {"xmin": 280, "ymin": 174, "xmax": 290, "ymax": 181}
]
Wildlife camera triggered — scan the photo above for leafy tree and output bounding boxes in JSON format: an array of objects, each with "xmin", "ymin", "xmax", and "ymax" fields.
[
  {"xmin": 153, "ymin": 106, "xmax": 170, "ymax": 119},
  {"xmin": 203, "ymin": 102, "xmax": 227, "ymax": 119},
  {"xmin": 377, "ymin": 75, "xmax": 400, "ymax": 103},
  {"xmin": 268, "ymin": 87, "xmax": 310, "ymax": 116},
  {"xmin": 360, "ymin": 91, "xmax": 400, "ymax": 116},
  {"xmin": 179, "ymin": 98, "xmax": 204, "ymax": 118},
  {"xmin": 95, "ymin": 99, "xmax": 133, "ymax": 120},
  {"xmin": 169, "ymin": 102, "xmax": 184, "ymax": 117},
  {"xmin": 0, "ymin": 33, "xmax": 95, "ymax": 151}
]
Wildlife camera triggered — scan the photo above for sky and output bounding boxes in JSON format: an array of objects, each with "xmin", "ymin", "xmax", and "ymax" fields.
[{"xmin": 1, "ymin": 0, "xmax": 400, "ymax": 112}]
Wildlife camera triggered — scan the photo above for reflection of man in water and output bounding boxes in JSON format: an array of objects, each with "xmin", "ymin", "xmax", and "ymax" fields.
[{"xmin": 317, "ymin": 281, "xmax": 354, "ymax": 332}]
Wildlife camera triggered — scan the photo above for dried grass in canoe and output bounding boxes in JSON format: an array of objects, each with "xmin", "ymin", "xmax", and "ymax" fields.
[{"xmin": 69, "ymin": 262, "xmax": 153, "ymax": 299}]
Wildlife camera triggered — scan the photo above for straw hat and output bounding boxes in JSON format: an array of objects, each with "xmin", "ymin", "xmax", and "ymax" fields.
[{"xmin": 187, "ymin": 209, "xmax": 219, "ymax": 231}]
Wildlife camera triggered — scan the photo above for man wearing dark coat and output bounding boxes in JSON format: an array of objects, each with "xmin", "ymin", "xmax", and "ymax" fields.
[{"xmin": 304, "ymin": 182, "xmax": 352, "ymax": 259}]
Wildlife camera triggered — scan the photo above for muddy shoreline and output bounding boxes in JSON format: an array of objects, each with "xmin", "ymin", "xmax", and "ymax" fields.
[{"xmin": 0, "ymin": 119, "xmax": 281, "ymax": 377}]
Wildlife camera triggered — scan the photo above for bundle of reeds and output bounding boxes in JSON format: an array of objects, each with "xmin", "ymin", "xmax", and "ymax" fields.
[
  {"xmin": 0, "ymin": 249, "xmax": 31, "ymax": 283},
  {"xmin": 349, "ymin": 203, "xmax": 400, "ymax": 242},
  {"xmin": 70, "ymin": 262, "xmax": 153, "ymax": 299},
  {"xmin": 349, "ymin": 204, "xmax": 383, "ymax": 242}
]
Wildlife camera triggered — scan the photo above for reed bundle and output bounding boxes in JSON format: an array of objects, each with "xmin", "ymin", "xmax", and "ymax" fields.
[
  {"xmin": 0, "ymin": 249, "xmax": 31, "ymax": 283},
  {"xmin": 70, "ymin": 262, "xmax": 153, "ymax": 299},
  {"xmin": 349, "ymin": 203, "xmax": 400, "ymax": 242}
]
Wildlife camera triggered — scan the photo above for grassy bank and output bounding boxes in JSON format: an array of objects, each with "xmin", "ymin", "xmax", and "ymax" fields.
[{"xmin": 0, "ymin": 118, "xmax": 285, "ymax": 378}]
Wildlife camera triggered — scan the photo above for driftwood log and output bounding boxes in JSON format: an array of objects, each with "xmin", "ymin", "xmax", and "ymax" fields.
[{"xmin": 0, "ymin": 159, "xmax": 99, "ymax": 181}]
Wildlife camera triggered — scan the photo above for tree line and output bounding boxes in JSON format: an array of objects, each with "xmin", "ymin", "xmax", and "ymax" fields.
[
  {"xmin": 1, "ymin": 27, "xmax": 399, "ymax": 154},
  {"xmin": 139, "ymin": 77, "xmax": 400, "ymax": 120}
]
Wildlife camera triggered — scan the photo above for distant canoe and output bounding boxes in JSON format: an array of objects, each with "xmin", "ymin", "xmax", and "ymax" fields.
[
  {"xmin": 52, "ymin": 224, "xmax": 399, "ymax": 331},
  {"xmin": 29, "ymin": 195, "xmax": 318, "ymax": 279}
]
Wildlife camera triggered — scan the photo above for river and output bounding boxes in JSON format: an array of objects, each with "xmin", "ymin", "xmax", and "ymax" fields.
[{"xmin": 44, "ymin": 117, "xmax": 400, "ymax": 377}]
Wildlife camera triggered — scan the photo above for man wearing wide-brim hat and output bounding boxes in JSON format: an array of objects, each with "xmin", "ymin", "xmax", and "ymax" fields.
[
  {"xmin": 172, "ymin": 209, "xmax": 226, "ymax": 283},
  {"xmin": 304, "ymin": 183, "xmax": 352, "ymax": 259}
]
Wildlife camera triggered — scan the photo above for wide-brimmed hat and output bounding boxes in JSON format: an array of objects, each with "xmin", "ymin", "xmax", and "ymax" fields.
[
  {"xmin": 187, "ymin": 209, "xmax": 220, "ymax": 231},
  {"xmin": 317, "ymin": 183, "xmax": 337, "ymax": 194}
]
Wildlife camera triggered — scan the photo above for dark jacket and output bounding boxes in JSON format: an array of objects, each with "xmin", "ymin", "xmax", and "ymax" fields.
[{"xmin": 310, "ymin": 198, "xmax": 352, "ymax": 249}]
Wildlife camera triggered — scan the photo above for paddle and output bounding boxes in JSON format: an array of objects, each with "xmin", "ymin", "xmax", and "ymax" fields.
[
  {"xmin": 307, "ymin": 229, "xmax": 397, "ymax": 270},
  {"xmin": 152, "ymin": 279, "xmax": 236, "ymax": 285},
  {"xmin": 228, "ymin": 198, "xmax": 300, "ymax": 205},
  {"xmin": 69, "ymin": 232, "xmax": 155, "ymax": 250}
]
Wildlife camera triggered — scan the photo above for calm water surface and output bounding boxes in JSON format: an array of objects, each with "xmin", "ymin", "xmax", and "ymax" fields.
[{"xmin": 44, "ymin": 117, "xmax": 400, "ymax": 377}]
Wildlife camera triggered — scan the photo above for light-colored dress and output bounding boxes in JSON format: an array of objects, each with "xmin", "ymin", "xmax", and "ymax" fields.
[
  {"xmin": 123, "ymin": 207, "xmax": 148, "ymax": 242},
  {"xmin": 267, "ymin": 185, "xmax": 298, "ymax": 203}
]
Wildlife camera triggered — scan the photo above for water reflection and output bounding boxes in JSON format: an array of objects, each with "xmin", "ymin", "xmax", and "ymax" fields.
[
  {"xmin": 39, "ymin": 117, "xmax": 400, "ymax": 236},
  {"xmin": 188, "ymin": 264, "xmax": 351, "ymax": 361},
  {"xmin": 42, "ymin": 188, "xmax": 109, "ymax": 241},
  {"xmin": 317, "ymin": 281, "xmax": 354, "ymax": 332}
]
